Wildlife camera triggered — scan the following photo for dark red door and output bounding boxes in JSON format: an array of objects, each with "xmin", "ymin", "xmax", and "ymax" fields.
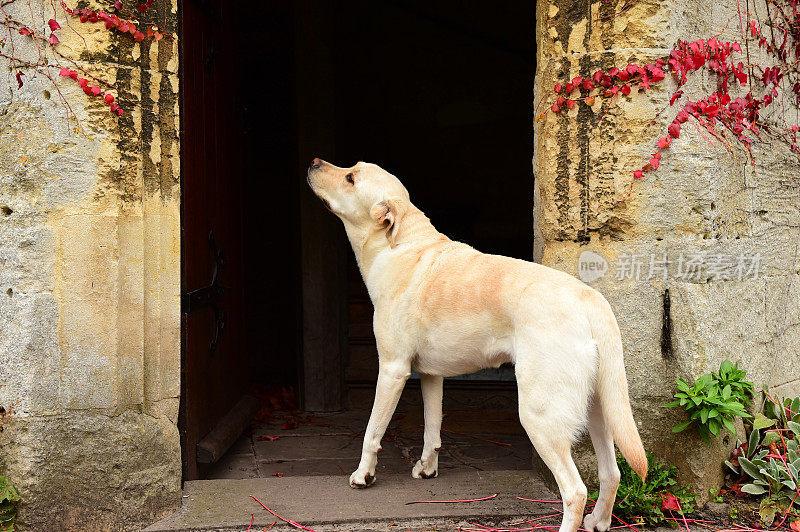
[{"xmin": 179, "ymin": 0, "xmax": 247, "ymax": 480}]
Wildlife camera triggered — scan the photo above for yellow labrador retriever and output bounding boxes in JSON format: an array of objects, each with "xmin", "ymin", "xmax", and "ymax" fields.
[{"xmin": 307, "ymin": 159, "xmax": 647, "ymax": 532}]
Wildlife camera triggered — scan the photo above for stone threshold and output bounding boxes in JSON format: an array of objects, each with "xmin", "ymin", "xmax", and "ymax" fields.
[{"xmin": 144, "ymin": 470, "xmax": 557, "ymax": 531}]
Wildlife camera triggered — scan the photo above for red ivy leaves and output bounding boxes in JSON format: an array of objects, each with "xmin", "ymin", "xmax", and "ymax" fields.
[
  {"xmin": 668, "ymin": 38, "xmax": 748, "ymax": 94},
  {"xmin": 61, "ymin": 2, "xmax": 165, "ymax": 42},
  {"xmin": 762, "ymin": 66, "xmax": 783, "ymax": 86},
  {"xmin": 10, "ymin": 3, "xmax": 163, "ymax": 121},
  {"xmin": 660, "ymin": 493, "xmax": 682, "ymax": 512},
  {"xmin": 650, "ymin": 151, "xmax": 661, "ymax": 170},
  {"xmin": 59, "ymin": 68, "xmax": 123, "ymax": 115},
  {"xmin": 547, "ymin": 59, "xmax": 667, "ymax": 116},
  {"xmin": 543, "ymin": 25, "xmax": 800, "ymax": 182},
  {"xmin": 639, "ymin": 33, "xmax": 799, "ymax": 178}
]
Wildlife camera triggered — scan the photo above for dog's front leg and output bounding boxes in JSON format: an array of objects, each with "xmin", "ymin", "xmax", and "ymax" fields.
[
  {"xmin": 349, "ymin": 361, "xmax": 410, "ymax": 488},
  {"xmin": 412, "ymin": 373, "xmax": 442, "ymax": 479}
]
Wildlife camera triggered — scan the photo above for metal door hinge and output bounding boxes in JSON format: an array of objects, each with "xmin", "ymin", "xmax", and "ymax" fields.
[{"xmin": 183, "ymin": 230, "xmax": 227, "ymax": 354}]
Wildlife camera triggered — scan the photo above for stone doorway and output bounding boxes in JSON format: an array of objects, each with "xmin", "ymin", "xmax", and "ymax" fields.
[{"xmin": 179, "ymin": 0, "xmax": 536, "ymax": 484}]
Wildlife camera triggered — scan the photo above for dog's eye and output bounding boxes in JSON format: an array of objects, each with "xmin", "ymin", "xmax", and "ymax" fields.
[{"xmin": 345, "ymin": 173, "xmax": 354, "ymax": 185}]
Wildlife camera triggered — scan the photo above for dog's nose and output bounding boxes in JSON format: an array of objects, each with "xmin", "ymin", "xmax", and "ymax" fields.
[{"xmin": 310, "ymin": 157, "xmax": 322, "ymax": 169}]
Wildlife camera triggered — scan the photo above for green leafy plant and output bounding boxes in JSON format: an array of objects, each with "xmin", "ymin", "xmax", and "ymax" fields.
[
  {"xmin": 739, "ymin": 436, "xmax": 799, "ymax": 524},
  {"xmin": 0, "ymin": 477, "xmax": 19, "ymax": 532},
  {"xmin": 662, "ymin": 360, "xmax": 753, "ymax": 442},
  {"xmin": 712, "ymin": 361, "xmax": 754, "ymax": 405},
  {"xmin": 589, "ymin": 452, "xmax": 696, "ymax": 526},
  {"xmin": 764, "ymin": 395, "xmax": 800, "ymax": 428},
  {"xmin": 0, "ymin": 405, "xmax": 19, "ymax": 532},
  {"xmin": 725, "ymin": 393, "xmax": 800, "ymax": 526}
]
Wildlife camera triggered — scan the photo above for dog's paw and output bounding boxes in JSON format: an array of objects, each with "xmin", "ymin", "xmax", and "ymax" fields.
[
  {"xmin": 349, "ymin": 470, "xmax": 376, "ymax": 489},
  {"xmin": 411, "ymin": 459, "xmax": 438, "ymax": 480},
  {"xmin": 583, "ymin": 512, "xmax": 611, "ymax": 532}
]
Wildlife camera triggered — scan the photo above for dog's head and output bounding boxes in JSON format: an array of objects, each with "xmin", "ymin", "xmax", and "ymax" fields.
[{"xmin": 307, "ymin": 159, "xmax": 410, "ymax": 247}]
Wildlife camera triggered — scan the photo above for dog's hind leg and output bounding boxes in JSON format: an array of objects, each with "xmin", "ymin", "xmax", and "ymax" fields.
[
  {"xmin": 349, "ymin": 359, "xmax": 410, "ymax": 489},
  {"xmin": 518, "ymin": 402, "xmax": 587, "ymax": 532},
  {"xmin": 583, "ymin": 398, "xmax": 621, "ymax": 532},
  {"xmin": 515, "ymin": 340, "xmax": 593, "ymax": 532},
  {"xmin": 412, "ymin": 373, "xmax": 443, "ymax": 479}
]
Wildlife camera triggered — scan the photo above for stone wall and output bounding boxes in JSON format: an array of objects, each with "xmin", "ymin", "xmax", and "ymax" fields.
[
  {"xmin": 2, "ymin": 0, "xmax": 799, "ymax": 527},
  {"xmin": 534, "ymin": 0, "xmax": 800, "ymax": 499},
  {"xmin": 0, "ymin": 1, "xmax": 181, "ymax": 529}
]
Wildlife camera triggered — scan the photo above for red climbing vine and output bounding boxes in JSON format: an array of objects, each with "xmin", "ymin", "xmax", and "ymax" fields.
[
  {"xmin": 1, "ymin": 0, "xmax": 170, "ymax": 126},
  {"xmin": 538, "ymin": 0, "xmax": 800, "ymax": 185}
]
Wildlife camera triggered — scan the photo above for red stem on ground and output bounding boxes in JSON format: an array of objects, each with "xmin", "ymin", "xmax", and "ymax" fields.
[
  {"xmin": 405, "ymin": 493, "xmax": 499, "ymax": 505},
  {"xmin": 515, "ymin": 497, "xmax": 564, "ymax": 503},
  {"xmin": 249, "ymin": 495, "xmax": 317, "ymax": 532}
]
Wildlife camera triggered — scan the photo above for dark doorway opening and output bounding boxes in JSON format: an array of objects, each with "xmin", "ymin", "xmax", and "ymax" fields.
[{"xmin": 180, "ymin": 0, "xmax": 535, "ymax": 481}]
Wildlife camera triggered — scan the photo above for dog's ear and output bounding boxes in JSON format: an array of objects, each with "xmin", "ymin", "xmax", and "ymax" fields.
[{"xmin": 370, "ymin": 198, "xmax": 406, "ymax": 247}]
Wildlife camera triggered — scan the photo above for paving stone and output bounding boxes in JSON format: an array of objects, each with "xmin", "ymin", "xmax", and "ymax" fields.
[
  {"xmin": 254, "ymin": 434, "xmax": 363, "ymax": 462},
  {"xmin": 207, "ymin": 452, "xmax": 259, "ymax": 480},
  {"xmin": 258, "ymin": 459, "xmax": 356, "ymax": 478},
  {"xmin": 239, "ymin": 410, "xmax": 536, "ymax": 480},
  {"xmin": 144, "ymin": 470, "xmax": 558, "ymax": 531},
  {"xmin": 252, "ymin": 410, "xmax": 373, "ymax": 437}
]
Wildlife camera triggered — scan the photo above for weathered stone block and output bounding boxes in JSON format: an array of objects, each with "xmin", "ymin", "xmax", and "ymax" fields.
[
  {"xmin": 534, "ymin": 0, "xmax": 800, "ymax": 502},
  {"xmin": 0, "ymin": 411, "xmax": 181, "ymax": 531}
]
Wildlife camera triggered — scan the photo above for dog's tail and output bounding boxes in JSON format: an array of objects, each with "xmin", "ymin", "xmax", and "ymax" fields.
[{"xmin": 589, "ymin": 295, "xmax": 648, "ymax": 481}]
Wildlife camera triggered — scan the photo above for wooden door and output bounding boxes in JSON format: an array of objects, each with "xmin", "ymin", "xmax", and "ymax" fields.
[{"xmin": 180, "ymin": 0, "xmax": 248, "ymax": 480}]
